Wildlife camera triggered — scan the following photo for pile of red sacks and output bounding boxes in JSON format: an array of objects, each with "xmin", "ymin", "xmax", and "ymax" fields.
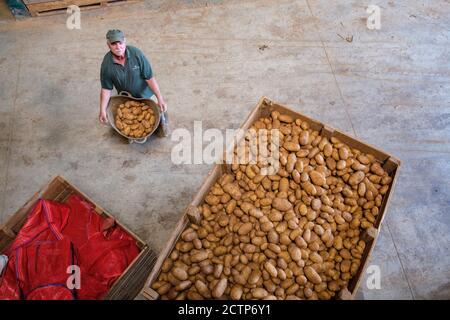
[{"xmin": 0, "ymin": 194, "xmax": 139, "ymax": 300}]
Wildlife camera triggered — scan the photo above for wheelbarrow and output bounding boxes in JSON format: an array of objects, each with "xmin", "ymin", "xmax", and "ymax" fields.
[{"xmin": 106, "ymin": 91, "xmax": 161, "ymax": 144}]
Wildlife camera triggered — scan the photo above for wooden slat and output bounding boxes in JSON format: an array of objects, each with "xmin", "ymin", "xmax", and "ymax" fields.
[
  {"xmin": 24, "ymin": 0, "xmax": 137, "ymax": 17},
  {"xmin": 186, "ymin": 205, "xmax": 201, "ymax": 224},
  {"xmin": 140, "ymin": 287, "xmax": 159, "ymax": 300},
  {"xmin": 191, "ymin": 165, "xmax": 224, "ymax": 206},
  {"xmin": 375, "ymin": 158, "xmax": 401, "ymax": 229},
  {"xmin": 106, "ymin": 246, "xmax": 157, "ymax": 300},
  {"xmin": 337, "ymin": 288, "xmax": 352, "ymax": 300},
  {"xmin": 141, "ymin": 215, "xmax": 190, "ymax": 298}
]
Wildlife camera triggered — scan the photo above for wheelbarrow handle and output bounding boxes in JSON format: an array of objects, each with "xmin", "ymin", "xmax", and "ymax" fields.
[
  {"xmin": 129, "ymin": 136, "xmax": 148, "ymax": 144},
  {"xmin": 118, "ymin": 91, "xmax": 133, "ymax": 97}
]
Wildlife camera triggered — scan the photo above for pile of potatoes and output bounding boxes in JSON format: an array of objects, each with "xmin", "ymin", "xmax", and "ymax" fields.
[
  {"xmin": 115, "ymin": 100, "xmax": 156, "ymax": 139},
  {"xmin": 152, "ymin": 111, "xmax": 392, "ymax": 300}
]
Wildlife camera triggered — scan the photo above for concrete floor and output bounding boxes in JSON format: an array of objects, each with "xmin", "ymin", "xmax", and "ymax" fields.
[{"xmin": 0, "ymin": 0, "xmax": 449, "ymax": 299}]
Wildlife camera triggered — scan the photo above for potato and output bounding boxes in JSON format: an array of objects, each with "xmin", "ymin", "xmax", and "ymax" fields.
[
  {"xmin": 156, "ymin": 282, "xmax": 171, "ymax": 295},
  {"xmin": 264, "ymin": 262, "xmax": 278, "ymax": 278},
  {"xmin": 213, "ymin": 246, "xmax": 227, "ymax": 256},
  {"xmin": 288, "ymin": 246, "xmax": 302, "ymax": 262},
  {"xmin": 309, "ymin": 171, "xmax": 326, "ymax": 186},
  {"xmin": 283, "ymin": 141, "xmax": 300, "ymax": 152},
  {"xmin": 172, "ymin": 267, "xmax": 188, "ymax": 281},
  {"xmin": 311, "ymin": 198, "xmax": 321, "ymax": 211},
  {"xmin": 175, "ymin": 280, "xmax": 192, "ymax": 291},
  {"xmin": 142, "ymin": 119, "xmax": 151, "ymax": 129},
  {"xmin": 182, "ymin": 230, "xmax": 197, "ymax": 242},
  {"xmin": 279, "ymin": 178, "xmax": 289, "ymax": 193},
  {"xmin": 187, "ymin": 291, "xmax": 204, "ymax": 300},
  {"xmin": 278, "ymin": 114, "xmax": 293, "ymax": 123},
  {"xmin": 272, "ymin": 198, "xmax": 292, "ymax": 212},
  {"xmin": 223, "ymin": 183, "xmax": 242, "ymax": 200},
  {"xmin": 299, "ymin": 131, "xmax": 309, "ymax": 146},
  {"xmin": 252, "ymin": 288, "xmax": 269, "ymax": 299},
  {"xmin": 286, "ymin": 153, "xmax": 297, "ymax": 173},
  {"xmin": 179, "ymin": 242, "xmax": 194, "ymax": 253},
  {"xmin": 238, "ymin": 222, "xmax": 253, "ymax": 235},
  {"xmin": 230, "ymin": 285, "xmax": 243, "ymax": 300},
  {"xmin": 135, "ymin": 129, "xmax": 144, "ymax": 137},
  {"xmin": 212, "ymin": 278, "xmax": 228, "ymax": 298},
  {"xmin": 249, "ymin": 208, "xmax": 264, "ymax": 218},
  {"xmin": 195, "ymin": 280, "xmax": 211, "ymax": 298},
  {"xmin": 130, "ymin": 123, "xmax": 139, "ymax": 130},
  {"xmin": 371, "ymin": 163, "xmax": 385, "ymax": 176},
  {"xmin": 339, "ymin": 147, "xmax": 349, "ymax": 160},
  {"xmin": 349, "ymin": 171, "xmax": 365, "ymax": 186},
  {"xmin": 191, "ymin": 251, "xmax": 208, "ymax": 263},
  {"xmin": 114, "ymin": 118, "xmax": 123, "ymax": 129},
  {"xmin": 304, "ymin": 266, "xmax": 322, "ymax": 284},
  {"xmin": 205, "ymin": 195, "xmax": 220, "ymax": 206},
  {"xmin": 123, "ymin": 126, "xmax": 131, "ymax": 136},
  {"xmin": 268, "ymin": 210, "xmax": 283, "ymax": 222},
  {"xmin": 161, "ymin": 258, "xmax": 173, "ymax": 273},
  {"xmin": 248, "ymin": 270, "xmax": 261, "ymax": 285}
]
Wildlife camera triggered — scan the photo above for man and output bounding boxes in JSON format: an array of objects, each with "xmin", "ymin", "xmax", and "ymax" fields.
[{"xmin": 99, "ymin": 29, "xmax": 169, "ymax": 136}]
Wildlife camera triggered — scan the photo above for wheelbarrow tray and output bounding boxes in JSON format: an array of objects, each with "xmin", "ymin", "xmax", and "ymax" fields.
[{"xmin": 106, "ymin": 93, "xmax": 161, "ymax": 144}]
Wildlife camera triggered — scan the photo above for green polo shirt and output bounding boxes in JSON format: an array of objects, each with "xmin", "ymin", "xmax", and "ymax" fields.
[{"xmin": 100, "ymin": 45, "xmax": 154, "ymax": 98}]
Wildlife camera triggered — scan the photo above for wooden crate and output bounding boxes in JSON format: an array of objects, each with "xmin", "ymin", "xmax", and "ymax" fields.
[
  {"xmin": 0, "ymin": 175, "xmax": 157, "ymax": 300},
  {"xmin": 139, "ymin": 97, "xmax": 401, "ymax": 300},
  {"xmin": 23, "ymin": 0, "xmax": 138, "ymax": 17}
]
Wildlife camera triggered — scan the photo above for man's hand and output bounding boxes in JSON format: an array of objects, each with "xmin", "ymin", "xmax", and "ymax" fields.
[
  {"xmin": 157, "ymin": 97, "xmax": 168, "ymax": 113},
  {"xmin": 99, "ymin": 110, "xmax": 108, "ymax": 124}
]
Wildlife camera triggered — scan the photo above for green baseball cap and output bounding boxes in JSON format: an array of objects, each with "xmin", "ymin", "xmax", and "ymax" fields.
[{"xmin": 106, "ymin": 29, "xmax": 124, "ymax": 43}]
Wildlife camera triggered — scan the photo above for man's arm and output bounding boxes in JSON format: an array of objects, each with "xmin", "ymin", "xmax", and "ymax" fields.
[
  {"xmin": 99, "ymin": 88, "xmax": 112, "ymax": 124},
  {"xmin": 146, "ymin": 77, "xmax": 167, "ymax": 112}
]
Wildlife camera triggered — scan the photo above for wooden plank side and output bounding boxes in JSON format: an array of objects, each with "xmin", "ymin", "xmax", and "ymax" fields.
[
  {"xmin": 23, "ymin": 0, "xmax": 124, "ymax": 8},
  {"xmin": 25, "ymin": 0, "xmax": 136, "ymax": 17},
  {"xmin": 106, "ymin": 246, "xmax": 158, "ymax": 300},
  {"xmin": 331, "ymin": 131, "xmax": 391, "ymax": 163},
  {"xmin": 239, "ymin": 97, "xmax": 269, "ymax": 131},
  {"xmin": 0, "ymin": 229, "xmax": 15, "ymax": 252},
  {"xmin": 106, "ymin": 248, "xmax": 147, "ymax": 299},
  {"xmin": 221, "ymin": 97, "xmax": 267, "ymax": 166},
  {"xmin": 348, "ymin": 228, "xmax": 378, "ymax": 296},
  {"xmin": 270, "ymin": 101, "xmax": 324, "ymax": 132},
  {"xmin": 268, "ymin": 97, "xmax": 392, "ymax": 164},
  {"xmin": 375, "ymin": 159, "xmax": 401, "ymax": 229},
  {"xmin": 191, "ymin": 165, "xmax": 224, "ymax": 206},
  {"xmin": 142, "ymin": 215, "xmax": 190, "ymax": 297}
]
